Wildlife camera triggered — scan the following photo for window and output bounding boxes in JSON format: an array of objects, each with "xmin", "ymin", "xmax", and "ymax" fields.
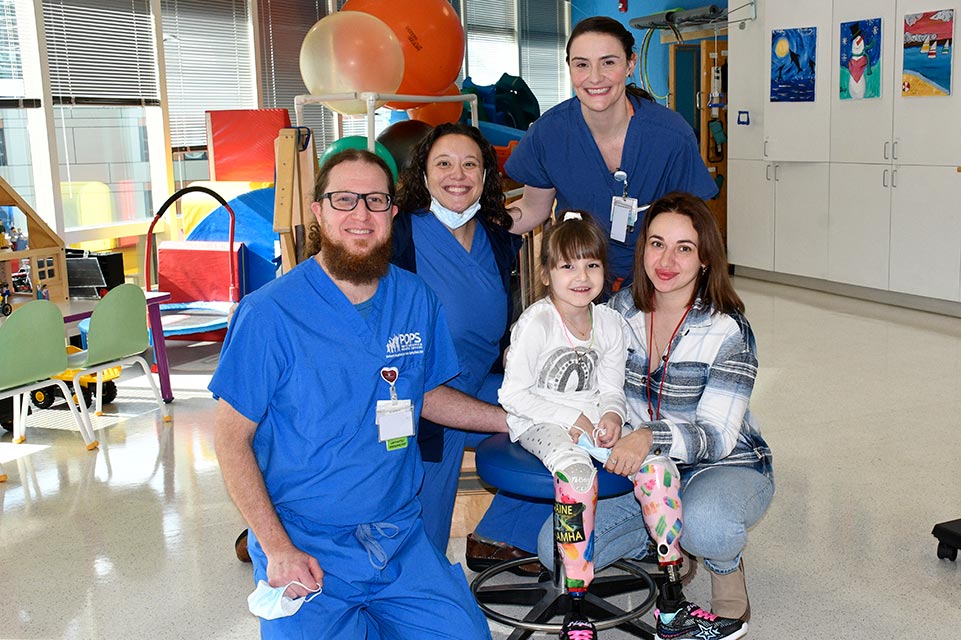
[
  {"xmin": 43, "ymin": 0, "xmax": 159, "ymax": 107},
  {"xmin": 458, "ymin": 0, "xmax": 569, "ymax": 112},
  {"xmin": 0, "ymin": 0, "xmax": 40, "ymax": 208},
  {"xmin": 42, "ymin": 0, "xmax": 165, "ymax": 229},
  {"xmin": 162, "ymin": 0, "xmax": 256, "ymax": 149},
  {"xmin": 519, "ymin": 0, "xmax": 570, "ymax": 110},
  {"xmin": 257, "ymin": 0, "xmax": 337, "ymax": 149}
]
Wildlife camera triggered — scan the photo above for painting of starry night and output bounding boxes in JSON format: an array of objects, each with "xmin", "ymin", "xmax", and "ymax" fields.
[
  {"xmin": 771, "ymin": 27, "xmax": 818, "ymax": 102},
  {"xmin": 839, "ymin": 18, "xmax": 882, "ymax": 100}
]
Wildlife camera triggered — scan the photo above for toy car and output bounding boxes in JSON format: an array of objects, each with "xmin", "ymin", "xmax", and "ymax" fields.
[{"xmin": 30, "ymin": 346, "xmax": 121, "ymax": 410}]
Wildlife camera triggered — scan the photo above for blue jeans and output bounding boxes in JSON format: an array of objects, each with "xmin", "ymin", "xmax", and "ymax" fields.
[{"xmin": 537, "ymin": 465, "xmax": 774, "ymax": 574}]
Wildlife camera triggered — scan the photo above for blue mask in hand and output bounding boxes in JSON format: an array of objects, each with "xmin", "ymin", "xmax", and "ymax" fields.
[
  {"xmin": 247, "ymin": 579, "xmax": 322, "ymax": 620},
  {"xmin": 576, "ymin": 433, "xmax": 611, "ymax": 464}
]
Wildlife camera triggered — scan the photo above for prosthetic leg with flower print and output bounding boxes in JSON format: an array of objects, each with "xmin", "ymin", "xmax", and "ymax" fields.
[{"xmin": 635, "ymin": 456, "xmax": 747, "ymax": 640}]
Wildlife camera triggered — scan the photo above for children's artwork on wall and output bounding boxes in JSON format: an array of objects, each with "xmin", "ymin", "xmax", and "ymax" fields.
[
  {"xmin": 771, "ymin": 27, "xmax": 818, "ymax": 102},
  {"xmin": 840, "ymin": 18, "xmax": 882, "ymax": 99},
  {"xmin": 902, "ymin": 9, "xmax": 954, "ymax": 97}
]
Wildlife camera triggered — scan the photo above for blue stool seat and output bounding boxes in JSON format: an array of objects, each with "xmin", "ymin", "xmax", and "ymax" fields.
[
  {"xmin": 475, "ymin": 433, "xmax": 633, "ymax": 500},
  {"xmin": 470, "ymin": 433, "xmax": 657, "ymax": 639}
]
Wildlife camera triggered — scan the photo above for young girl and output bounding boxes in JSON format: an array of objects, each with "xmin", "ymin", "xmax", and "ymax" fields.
[{"xmin": 500, "ymin": 211, "xmax": 746, "ymax": 640}]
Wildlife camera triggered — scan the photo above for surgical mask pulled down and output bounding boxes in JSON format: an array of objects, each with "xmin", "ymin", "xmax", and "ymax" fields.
[
  {"xmin": 425, "ymin": 170, "xmax": 485, "ymax": 230},
  {"xmin": 247, "ymin": 579, "xmax": 322, "ymax": 620}
]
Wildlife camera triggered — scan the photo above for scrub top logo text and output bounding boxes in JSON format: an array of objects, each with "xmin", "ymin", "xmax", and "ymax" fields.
[{"xmin": 386, "ymin": 332, "xmax": 424, "ymax": 358}]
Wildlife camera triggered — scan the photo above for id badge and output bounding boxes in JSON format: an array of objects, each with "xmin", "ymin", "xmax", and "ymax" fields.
[
  {"xmin": 610, "ymin": 196, "xmax": 638, "ymax": 243},
  {"xmin": 376, "ymin": 399, "xmax": 414, "ymax": 443}
]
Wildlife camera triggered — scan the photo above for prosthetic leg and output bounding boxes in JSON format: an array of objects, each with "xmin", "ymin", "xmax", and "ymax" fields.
[
  {"xmin": 553, "ymin": 462, "xmax": 598, "ymax": 596},
  {"xmin": 634, "ymin": 456, "xmax": 747, "ymax": 639},
  {"xmin": 554, "ymin": 462, "xmax": 599, "ymax": 639},
  {"xmin": 634, "ymin": 456, "xmax": 685, "ymax": 611}
]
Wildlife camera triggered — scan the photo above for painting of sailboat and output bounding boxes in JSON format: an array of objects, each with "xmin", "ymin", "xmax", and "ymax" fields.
[{"xmin": 902, "ymin": 9, "xmax": 954, "ymax": 96}]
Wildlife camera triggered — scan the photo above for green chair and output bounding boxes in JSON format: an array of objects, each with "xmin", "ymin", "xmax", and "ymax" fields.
[
  {"xmin": 0, "ymin": 300, "xmax": 94, "ymax": 478},
  {"xmin": 68, "ymin": 284, "xmax": 171, "ymax": 436}
]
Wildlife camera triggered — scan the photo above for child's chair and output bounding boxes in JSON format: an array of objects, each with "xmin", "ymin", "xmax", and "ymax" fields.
[
  {"xmin": 0, "ymin": 300, "xmax": 93, "ymax": 480},
  {"xmin": 67, "ymin": 284, "xmax": 171, "ymax": 437}
]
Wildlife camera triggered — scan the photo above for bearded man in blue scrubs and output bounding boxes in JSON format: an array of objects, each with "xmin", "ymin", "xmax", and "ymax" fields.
[{"xmin": 212, "ymin": 149, "xmax": 499, "ymax": 639}]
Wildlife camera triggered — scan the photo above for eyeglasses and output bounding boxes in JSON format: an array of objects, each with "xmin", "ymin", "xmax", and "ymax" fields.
[{"xmin": 322, "ymin": 191, "xmax": 392, "ymax": 212}]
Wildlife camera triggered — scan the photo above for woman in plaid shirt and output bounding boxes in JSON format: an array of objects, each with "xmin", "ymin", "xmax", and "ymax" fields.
[{"xmin": 537, "ymin": 192, "xmax": 774, "ymax": 625}]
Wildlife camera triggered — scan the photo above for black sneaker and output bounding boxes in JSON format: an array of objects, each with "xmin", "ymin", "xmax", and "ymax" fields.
[
  {"xmin": 655, "ymin": 601, "xmax": 747, "ymax": 640},
  {"xmin": 559, "ymin": 612, "xmax": 596, "ymax": 640}
]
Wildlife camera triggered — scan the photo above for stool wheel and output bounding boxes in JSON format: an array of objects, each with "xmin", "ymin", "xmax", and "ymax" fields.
[
  {"xmin": 937, "ymin": 542, "xmax": 957, "ymax": 561},
  {"xmin": 471, "ymin": 558, "xmax": 657, "ymax": 636}
]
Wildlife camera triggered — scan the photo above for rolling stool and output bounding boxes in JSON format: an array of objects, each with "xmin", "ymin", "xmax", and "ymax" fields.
[{"xmin": 471, "ymin": 433, "xmax": 658, "ymax": 639}]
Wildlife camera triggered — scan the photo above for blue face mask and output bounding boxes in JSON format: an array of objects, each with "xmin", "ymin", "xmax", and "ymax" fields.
[
  {"xmin": 576, "ymin": 432, "xmax": 612, "ymax": 464},
  {"xmin": 247, "ymin": 579, "xmax": 322, "ymax": 620}
]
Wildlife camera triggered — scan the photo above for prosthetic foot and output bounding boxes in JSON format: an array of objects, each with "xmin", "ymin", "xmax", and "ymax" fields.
[{"xmin": 553, "ymin": 462, "xmax": 598, "ymax": 597}]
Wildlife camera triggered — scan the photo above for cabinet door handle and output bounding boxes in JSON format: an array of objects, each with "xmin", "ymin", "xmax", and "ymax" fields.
[
  {"xmin": 774, "ymin": 164, "xmax": 781, "ymax": 181},
  {"xmin": 882, "ymin": 169, "xmax": 888, "ymax": 187},
  {"xmin": 892, "ymin": 169, "xmax": 897, "ymax": 188},
  {"xmin": 765, "ymin": 164, "xmax": 771, "ymax": 181},
  {"xmin": 892, "ymin": 141, "xmax": 899, "ymax": 160},
  {"xmin": 883, "ymin": 141, "xmax": 889, "ymax": 160},
  {"xmin": 763, "ymin": 140, "xmax": 768, "ymax": 158}
]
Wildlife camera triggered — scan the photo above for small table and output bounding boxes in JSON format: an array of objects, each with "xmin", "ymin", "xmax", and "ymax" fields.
[{"xmin": 57, "ymin": 291, "xmax": 175, "ymax": 402}]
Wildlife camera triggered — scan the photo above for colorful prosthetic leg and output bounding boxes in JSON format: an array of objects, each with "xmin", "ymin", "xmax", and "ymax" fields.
[
  {"xmin": 553, "ymin": 463, "xmax": 598, "ymax": 596},
  {"xmin": 634, "ymin": 455, "xmax": 684, "ymax": 567},
  {"xmin": 635, "ymin": 455, "xmax": 688, "ymax": 612},
  {"xmin": 635, "ymin": 456, "xmax": 748, "ymax": 638}
]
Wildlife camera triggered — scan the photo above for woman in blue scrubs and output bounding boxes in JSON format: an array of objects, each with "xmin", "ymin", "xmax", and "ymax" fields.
[
  {"xmin": 394, "ymin": 123, "xmax": 539, "ymax": 565},
  {"xmin": 506, "ymin": 16, "xmax": 718, "ymax": 290}
]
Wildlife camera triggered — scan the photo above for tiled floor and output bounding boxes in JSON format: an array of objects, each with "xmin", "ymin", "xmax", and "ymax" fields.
[{"xmin": 2, "ymin": 277, "xmax": 960, "ymax": 639}]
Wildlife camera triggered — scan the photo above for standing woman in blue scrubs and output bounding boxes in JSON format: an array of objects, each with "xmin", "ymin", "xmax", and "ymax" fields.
[
  {"xmin": 393, "ymin": 123, "xmax": 525, "ymax": 556},
  {"xmin": 506, "ymin": 16, "xmax": 718, "ymax": 290}
]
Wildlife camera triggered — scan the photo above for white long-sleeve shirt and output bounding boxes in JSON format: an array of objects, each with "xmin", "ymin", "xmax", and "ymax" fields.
[{"xmin": 499, "ymin": 297, "xmax": 628, "ymax": 441}]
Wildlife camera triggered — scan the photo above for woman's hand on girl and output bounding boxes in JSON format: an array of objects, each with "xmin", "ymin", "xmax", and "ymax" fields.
[{"xmin": 603, "ymin": 427, "xmax": 653, "ymax": 477}]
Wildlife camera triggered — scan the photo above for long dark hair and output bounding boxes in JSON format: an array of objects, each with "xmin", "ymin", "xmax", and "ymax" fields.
[
  {"xmin": 631, "ymin": 191, "xmax": 744, "ymax": 314},
  {"xmin": 304, "ymin": 149, "xmax": 396, "ymax": 258},
  {"xmin": 567, "ymin": 16, "xmax": 654, "ymax": 103},
  {"xmin": 395, "ymin": 122, "xmax": 512, "ymax": 230}
]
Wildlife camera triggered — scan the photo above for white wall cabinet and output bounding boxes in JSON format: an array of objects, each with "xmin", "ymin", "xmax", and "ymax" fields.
[
  {"xmin": 761, "ymin": 0, "xmax": 834, "ymax": 162},
  {"xmin": 728, "ymin": 159, "xmax": 774, "ymax": 268},
  {"xmin": 772, "ymin": 162, "xmax": 831, "ymax": 279},
  {"xmin": 889, "ymin": 165, "xmax": 961, "ymax": 301},
  {"xmin": 728, "ymin": 1, "xmax": 767, "ymax": 162},
  {"xmin": 729, "ymin": 0, "xmax": 961, "ymax": 305},
  {"xmin": 828, "ymin": 163, "xmax": 892, "ymax": 289}
]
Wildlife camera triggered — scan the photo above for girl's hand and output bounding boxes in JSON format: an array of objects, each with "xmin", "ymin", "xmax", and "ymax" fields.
[
  {"xmin": 568, "ymin": 413, "xmax": 595, "ymax": 443},
  {"xmin": 596, "ymin": 413, "xmax": 622, "ymax": 447}
]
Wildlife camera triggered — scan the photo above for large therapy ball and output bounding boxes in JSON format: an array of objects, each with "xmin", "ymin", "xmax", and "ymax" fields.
[
  {"xmin": 343, "ymin": 0, "xmax": 464, "ymax": 106},
  {"xmin": 299, "ymin": 12, "xmax": 404, "ymax": 115},
  {"xmin": 376, "ymin": 120, "xmax": 433, "ymax": 175},
  {"xmin": 319, "ymin": 136, "xmax": 399, "ymax": 183},
  {"xmin": 406, "ymin": 83, "xmax": 463, "ymax": 127}
]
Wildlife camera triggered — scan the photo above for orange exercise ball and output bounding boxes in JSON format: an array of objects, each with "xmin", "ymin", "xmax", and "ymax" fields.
[
  {"xmin": 342, "ymin": 0, "xmax": 464, "ymax": 107},
  {"xmin": 299, "ymin": 12, "xmax": 404, "ymax": 115},
  {"xmin": 406, "ymin": 84, "xmax": 463, "ymax": 127}
]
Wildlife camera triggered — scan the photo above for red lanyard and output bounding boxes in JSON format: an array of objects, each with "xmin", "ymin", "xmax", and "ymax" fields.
[{"xmin": 647, "ymin": 306, "xmax": 692, "ymax": 420}]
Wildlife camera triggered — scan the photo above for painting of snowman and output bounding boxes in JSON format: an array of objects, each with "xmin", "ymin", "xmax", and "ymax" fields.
[{"xmin": 840, "ymin": 18, "xmax": 882, "ymax": 100}]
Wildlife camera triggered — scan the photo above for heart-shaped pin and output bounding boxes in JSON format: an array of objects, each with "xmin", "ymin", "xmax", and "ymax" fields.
[{"xmin": 380, "ymin": 367, "xmax": 399, "ymax": 384}]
